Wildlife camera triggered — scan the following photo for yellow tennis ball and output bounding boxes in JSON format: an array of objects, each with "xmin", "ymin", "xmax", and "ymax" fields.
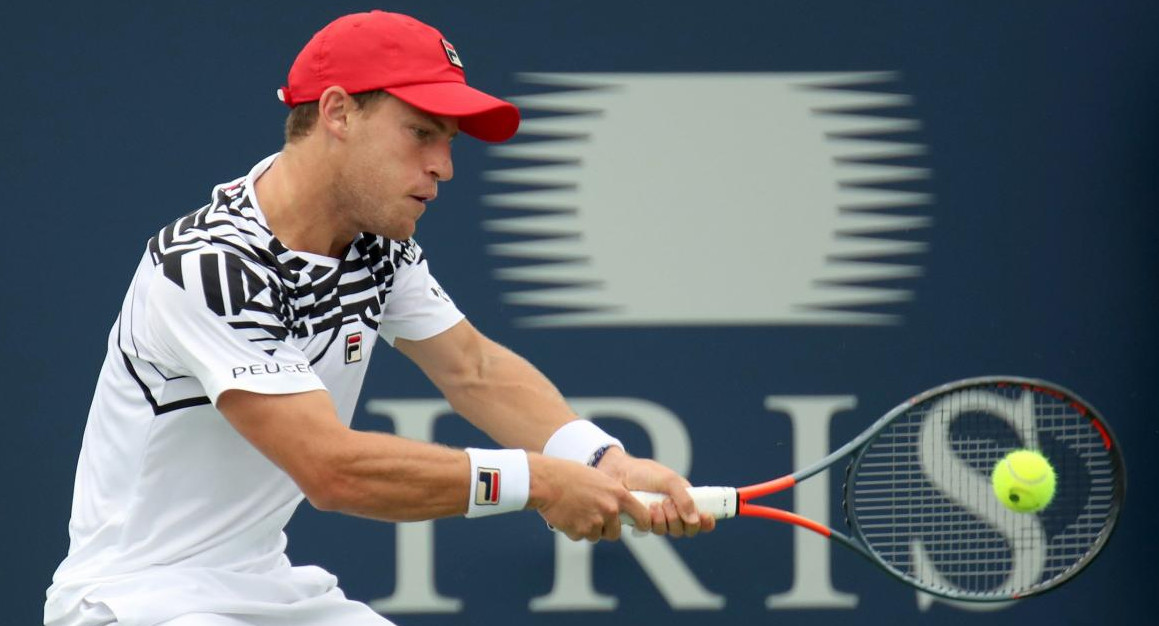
[{"xmin": 991, "ymin": 450, "xmax": 1057, "ymax": 513}]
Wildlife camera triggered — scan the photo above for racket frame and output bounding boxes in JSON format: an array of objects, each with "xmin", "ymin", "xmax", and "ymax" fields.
[{"xmin": 733, "ymin": 375, "xmax": 1126, "ymax": 601}]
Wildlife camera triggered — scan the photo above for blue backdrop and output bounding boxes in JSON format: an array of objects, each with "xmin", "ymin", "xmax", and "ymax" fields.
[{"xmin": 4, "ymin": 1, "xmax": 1157, "ymax": 624}]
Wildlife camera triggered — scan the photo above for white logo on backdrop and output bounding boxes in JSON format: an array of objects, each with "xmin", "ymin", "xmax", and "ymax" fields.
[{"xmin": 484, "ymin": 72, "xmax": 933, "ymax": 327}]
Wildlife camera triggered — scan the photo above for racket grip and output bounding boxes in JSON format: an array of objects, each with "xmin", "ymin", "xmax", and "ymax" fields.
[{"xmin": 621, "ymin": 486, "xmax": 738, "ymax": 526}]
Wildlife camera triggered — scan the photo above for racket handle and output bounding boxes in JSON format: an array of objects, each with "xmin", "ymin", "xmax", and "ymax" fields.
[{"xmin": 622, "ymin": 486, "xmax": 738, "ymax": 526}]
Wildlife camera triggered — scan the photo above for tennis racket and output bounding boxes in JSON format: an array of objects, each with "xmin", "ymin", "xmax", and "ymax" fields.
[{"xmin": 628, "ymin": 376, "xmax": 1126, "ymax": 601}]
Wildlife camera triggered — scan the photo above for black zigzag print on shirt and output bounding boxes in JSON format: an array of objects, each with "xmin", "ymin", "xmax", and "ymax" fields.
[{"xmin": 147, "ymin": 178, "xmax": 424, "ymax": 358}]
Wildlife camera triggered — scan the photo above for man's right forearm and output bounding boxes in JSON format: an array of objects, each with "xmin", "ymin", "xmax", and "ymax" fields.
[
  {"xmin": 218, "ymin": 388, "xmax": 472, "ymax": 521},
  {"xmin": 308, "ymin": 429, "xmax": 473, "ymax": 521}
]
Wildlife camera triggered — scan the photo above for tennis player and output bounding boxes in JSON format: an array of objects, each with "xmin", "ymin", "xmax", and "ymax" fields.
[{"xmin": 45, "ymin": 11, "xmax": 711, "ymax": 626}]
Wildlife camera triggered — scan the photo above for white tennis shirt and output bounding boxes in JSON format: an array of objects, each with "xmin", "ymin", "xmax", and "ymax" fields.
[{"xmin": 45, "ymin": 154, "xmax": 464, "ymax": 625}]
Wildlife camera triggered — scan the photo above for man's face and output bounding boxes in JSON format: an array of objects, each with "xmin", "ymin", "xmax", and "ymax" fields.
[{"xmin": 332, "ymin": 94, "xmax": 457, "ymax": 241}]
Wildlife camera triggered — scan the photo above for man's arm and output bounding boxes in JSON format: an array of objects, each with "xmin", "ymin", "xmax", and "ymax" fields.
[
  {"xmin": 395, "ymin": 319, "xmax": 714, "ymax": 537},
  {"xmin": 394, "ymin": 319, "xmax": 573, "ymax": 451},
  {"xmin": 217, "ymin": 389, "xmax": 470, "ymax": 521},
  {"xmin": 216, "ymin": 387, "xmax": 654, "ymax": 540}
]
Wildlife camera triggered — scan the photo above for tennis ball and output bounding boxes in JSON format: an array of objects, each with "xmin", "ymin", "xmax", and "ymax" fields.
[{"xmin": 991, "ymin": 450, "xmax": 1057, "ymax": 513}]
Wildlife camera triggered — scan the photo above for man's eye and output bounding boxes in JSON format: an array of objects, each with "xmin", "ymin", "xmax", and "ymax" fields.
[{"xmin": 412, "ymin": 127, "xmax": 432, "ymax": 140}]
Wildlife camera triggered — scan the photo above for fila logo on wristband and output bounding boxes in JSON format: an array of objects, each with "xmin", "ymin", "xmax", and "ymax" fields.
[
  {"xmin": 475, "ymin": 467, "xmax": 501, "ymax": 505},
  {"xmin": 465, "ymin": 448, "xmax": 528, "ymax": 517}
]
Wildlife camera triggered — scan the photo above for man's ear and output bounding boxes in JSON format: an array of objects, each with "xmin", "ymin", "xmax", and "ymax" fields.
[{"xmin": 317, "ymin": 86, "xmax": 355, "ymax": 138}]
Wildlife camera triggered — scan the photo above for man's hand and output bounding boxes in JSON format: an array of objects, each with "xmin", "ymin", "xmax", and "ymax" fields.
[
  {"xmin": 527, "ymin": 454, "xmax": 653, "ymax": 542},
  {"xmin": 594, "ymin": 447, "xmax": 717, "ymax": 538}
]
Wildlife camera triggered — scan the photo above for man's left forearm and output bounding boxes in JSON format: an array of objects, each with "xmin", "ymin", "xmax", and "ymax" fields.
[{"xmin": 440, "ymin": 336, "xmax": 577, "ymax": 451}]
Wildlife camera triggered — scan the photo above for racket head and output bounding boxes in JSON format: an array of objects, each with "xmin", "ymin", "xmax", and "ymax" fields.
[{"xmin": 843, "ymin": 376, "xmax": 1125, "ymax": 601}]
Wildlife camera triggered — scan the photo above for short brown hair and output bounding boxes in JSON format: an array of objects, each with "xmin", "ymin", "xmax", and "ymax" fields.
[{"xmin": 284, "ymin": 90, "xmax": 391, "ymax": 143}]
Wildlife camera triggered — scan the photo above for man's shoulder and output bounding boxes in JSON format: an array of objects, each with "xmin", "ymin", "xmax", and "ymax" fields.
[
  {"xmin": 148, "ymin": 181, "xmax": 276, "ymax": 271},
  {"xmin": 136, "ymin": 177, "xmax": 288, "ymax": 313}
]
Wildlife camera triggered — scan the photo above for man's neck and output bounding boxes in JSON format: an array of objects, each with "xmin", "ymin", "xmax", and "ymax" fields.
[{"xmin": 254, "ymin": 146, "xmax": 355, "ymax": 259}]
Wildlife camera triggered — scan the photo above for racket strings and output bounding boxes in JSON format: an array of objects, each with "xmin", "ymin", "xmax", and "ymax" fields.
[{"xmin": 845, "ymin": 383, "xmax": 1122, "ymax": 599}]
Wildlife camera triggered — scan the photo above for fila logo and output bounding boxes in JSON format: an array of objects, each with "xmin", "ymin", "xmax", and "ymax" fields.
[
  {"xmin": 345, "ymin": 332, "xmax": 363, "ymax": 364},
  {"xmin": 475, "ymin": 467, "xmax": 500, "ymax": 505},
  {"xmin": 441, "ymin": 39, "xmax": 463, "ymax": 68}
]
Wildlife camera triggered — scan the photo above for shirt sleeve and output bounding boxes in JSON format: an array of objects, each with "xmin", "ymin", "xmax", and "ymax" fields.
[
  {"xmin": 377, "ymin": 239, "xmax": 465, "ymax": 345},
  {"xmin": 144, "ymin": 249, "xmax": 326, "ymax": 404}
]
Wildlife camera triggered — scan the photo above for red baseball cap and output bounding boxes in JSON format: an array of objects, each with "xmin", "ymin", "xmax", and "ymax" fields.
[{"xmin": 278, "ymin": 11, "xmax": 520, "ymax": 142}]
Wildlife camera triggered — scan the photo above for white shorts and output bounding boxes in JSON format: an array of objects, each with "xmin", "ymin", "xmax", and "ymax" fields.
[
  {"xmin": 70, "ymin": 588, "xmax": 394, "ymax": 626},
  {"xmin": 48, "ymin": 565, "xmax": 395, "ymax": 626},
  {"xmin": 156, "ymin": 588, "xmax": 395, "ymax": 625}
]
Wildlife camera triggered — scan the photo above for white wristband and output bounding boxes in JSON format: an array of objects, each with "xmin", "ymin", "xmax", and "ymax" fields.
[
  {"xmin": 465, "ymin": 448, "xmax": 530, "ymax": 518},
  {"xmin": 542, "ymin": 420, "xmax": 624, "ymax": 466}
]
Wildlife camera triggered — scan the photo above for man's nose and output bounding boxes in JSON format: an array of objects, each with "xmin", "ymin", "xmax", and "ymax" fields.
[{"xmin": 429, "ymin": 144, "xmax": 453, "ymax": 182}]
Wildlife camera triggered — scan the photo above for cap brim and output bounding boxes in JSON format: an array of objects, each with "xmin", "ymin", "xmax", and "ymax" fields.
[{"xmin": 386, "ymin": 82, "xmax": 520, "ymax": 143}]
